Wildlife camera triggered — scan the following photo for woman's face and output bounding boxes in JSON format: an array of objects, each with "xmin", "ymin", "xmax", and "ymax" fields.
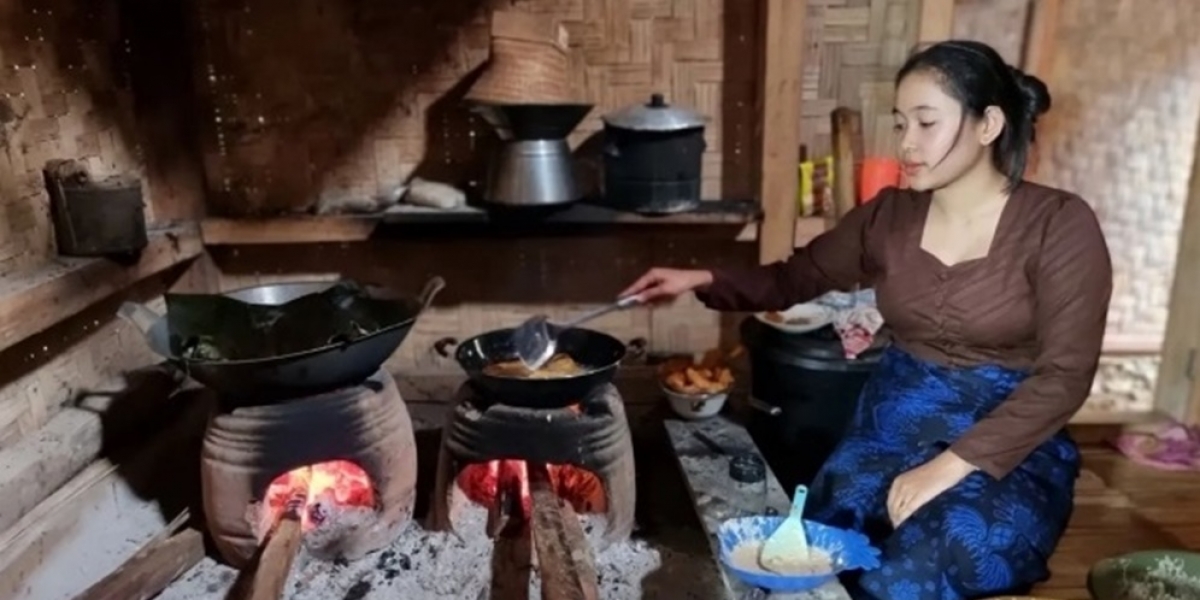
[{"xmin": 892, "ymin": 69, "xmax": 995, "ymax": 191}]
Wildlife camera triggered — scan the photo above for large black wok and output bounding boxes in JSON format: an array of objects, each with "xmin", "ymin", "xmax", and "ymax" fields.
[
  {"xmin": 119, "ymin": 277, "xmax": 444, "ymax": 405},
  {"xmin": 434, "ymin": 328, "xmax": 646, "ymax": 409}
]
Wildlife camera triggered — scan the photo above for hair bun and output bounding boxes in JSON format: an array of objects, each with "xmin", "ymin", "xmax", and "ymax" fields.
[{"xmin": 1010, "ymin": 66, "xmax": 1052, "ymax": 118}]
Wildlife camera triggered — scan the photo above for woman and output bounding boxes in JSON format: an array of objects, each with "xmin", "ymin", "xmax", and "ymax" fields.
[{"xmin": 622, "ymin": 41, "xmax": 1112, "ymax": 600}]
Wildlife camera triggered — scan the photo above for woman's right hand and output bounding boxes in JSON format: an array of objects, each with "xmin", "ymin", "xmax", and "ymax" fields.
[{"xmin": 620, "ymin": 268, "xmax": 715, "ymax": 304}]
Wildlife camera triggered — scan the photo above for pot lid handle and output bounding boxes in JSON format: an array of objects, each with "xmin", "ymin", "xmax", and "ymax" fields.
[{"xmin": 602, "ymin": 93, "xmax": 707, "ymax": 131}]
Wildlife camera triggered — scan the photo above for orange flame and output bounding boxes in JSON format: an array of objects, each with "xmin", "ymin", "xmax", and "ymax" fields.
[
  {"xmin": 457, "ymin": 459, "xmax": 607, "ymax": 519},
  {"xmin": 263, "ymin": 460, "xmax": 375, "ymax": 531}
]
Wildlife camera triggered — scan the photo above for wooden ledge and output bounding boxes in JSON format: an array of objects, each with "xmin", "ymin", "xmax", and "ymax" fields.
[
  {"xmin": 201, "ymin": 215, "xmax": 378, "ymax": 245},
  {"xmin": 0, "ymin": 224, "xmax": 203, "ymax": 354},
  {"xmin": 735, "ymin": 216, "xmax": 829, "ymax": 246},
  {"xmin": 200, "ymin": 201, "xmax": 763, "ymax": 245}
]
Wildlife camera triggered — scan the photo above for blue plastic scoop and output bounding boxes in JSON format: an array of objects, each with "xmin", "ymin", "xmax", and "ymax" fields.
[{"xmin": 759, "ymin": 484, "xmax": 812, "ymax": 573}]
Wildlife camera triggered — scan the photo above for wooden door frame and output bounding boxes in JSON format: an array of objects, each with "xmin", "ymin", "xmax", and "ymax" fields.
[{"xmin": 1154, "ymin": 113, "xmax": 1200, "ymax": 426}]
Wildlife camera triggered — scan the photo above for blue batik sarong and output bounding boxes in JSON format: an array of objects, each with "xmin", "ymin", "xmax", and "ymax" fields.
[{"xmin": 807, "ymin": 347, "xmax": 1079, "ymax": 600}]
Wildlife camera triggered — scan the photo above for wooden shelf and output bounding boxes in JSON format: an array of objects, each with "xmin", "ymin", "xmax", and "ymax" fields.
[
  {"xmin": 200, "ymin": 200, "xmax": 763, "ymax": 245},
  {"xmin": 0, "ymin": 224, "xmax": 204, "ymax": 354},
  {"xmin": 735, "ymin": 216, "xmax": 829, "ymax": 246},
  {"xmin": 200, "ymin": 215, "xmax": 377, "ymax": 245}
]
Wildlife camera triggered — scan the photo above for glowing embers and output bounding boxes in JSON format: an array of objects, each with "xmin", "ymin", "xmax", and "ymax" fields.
[
  {"xmin": 256, "ymin": 460, "xmax": 376, "ymax": 537},
  {"xmin": 456, "ymin": 459, "xmax": 608, "ymax": 520},
  {"xmin": 201, "ymin": 370, "xmax": 418, "ymax": 568},
  {"xmin": 429, "ymin": 382, "xmax": 636, "ymax": 545}
]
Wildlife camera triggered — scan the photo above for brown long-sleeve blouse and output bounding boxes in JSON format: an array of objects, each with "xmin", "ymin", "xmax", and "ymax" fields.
[{"xmin": 698, "ymin": 182, "xmax": 1113, "ymax": 479}]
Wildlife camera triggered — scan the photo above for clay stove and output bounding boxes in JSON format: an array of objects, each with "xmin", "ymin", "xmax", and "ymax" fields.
[
  {"xmin": 201, "ymin": 369, "xmax": 418, "ymax": 568},
  {"xmin": 429, "ymin": 381, "xmax": 636, "ymax": 544}
]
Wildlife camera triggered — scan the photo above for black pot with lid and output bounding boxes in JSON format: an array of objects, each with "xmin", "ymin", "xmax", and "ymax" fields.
[
  {"xmin": 601, "ymin": 93, "xmax": 707, "ymax": 214},
  {"xmin": 739, "ymin": 316, "xmax": 889, "ymax": 491}
]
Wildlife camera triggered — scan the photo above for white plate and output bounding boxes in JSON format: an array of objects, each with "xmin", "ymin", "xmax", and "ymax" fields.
[{"xmin": 755, "ymin": 303, "xmax": 834, "ymax": 334}]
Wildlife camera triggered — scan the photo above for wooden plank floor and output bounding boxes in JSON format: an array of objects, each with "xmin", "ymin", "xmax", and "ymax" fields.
[{"xmin": 1031, "ymin": 443, "xmax": 1200, "ymax": 599}]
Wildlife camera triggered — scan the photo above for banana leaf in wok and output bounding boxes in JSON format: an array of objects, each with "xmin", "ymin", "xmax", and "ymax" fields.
[{"xmin": 163, "ymin": 281, "xmax": 413, "ymax": 362}]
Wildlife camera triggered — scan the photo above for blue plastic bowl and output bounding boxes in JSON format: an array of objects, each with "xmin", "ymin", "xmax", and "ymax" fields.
[{"xmin": 716, "ymin": 516, "xmax": 881, "ymax": 593}]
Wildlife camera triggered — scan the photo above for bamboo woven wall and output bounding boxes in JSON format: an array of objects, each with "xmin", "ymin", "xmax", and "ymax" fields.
[
  {"xmin": 950, "ymin": 0, "xmax": 1028, "ymax": 66},
  {"xmin": 1032, "ymin": 0, "xmax": 1200, "ymax": 412},
  {"xmin": 190, "ymin": 0, "xmax": 762, "ymax": 216},
  {"xmin": 798, "ymin": 0, "xmax": 922, "ymax": 159},
  {"xmin": 0, "ymin": 0, "xmax": 205, "ymax": 445},
  {"xmin": 0, "ymin": 1, "xmax": 204, "ymax": 276}
]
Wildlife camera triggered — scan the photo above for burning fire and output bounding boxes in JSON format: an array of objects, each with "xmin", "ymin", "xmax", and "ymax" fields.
[
  {"xmin": 457, "ymin": 459, "xmax": 607, "ymax": 519},
  {"xmin": 261, "ymin": 460, "xmax": 375, "ymax": 532}
]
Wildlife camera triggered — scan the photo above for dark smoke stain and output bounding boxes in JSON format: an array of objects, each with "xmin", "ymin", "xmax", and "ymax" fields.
[
  {"xmin": 0, "ymin": 98, "xmax": 18, "ymax": 152},
  {"xmin": 0, "ymin": 99, "xmax": 15, "ymax": 124}
]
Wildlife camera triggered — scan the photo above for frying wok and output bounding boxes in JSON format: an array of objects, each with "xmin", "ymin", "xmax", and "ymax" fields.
[
  {"xmin": 434, "ymin": 327, "xmax": 646, "ymax": 408},
  {"xmin": 120, "ymin": 276, "xmax": 445, "ymax": 405}
]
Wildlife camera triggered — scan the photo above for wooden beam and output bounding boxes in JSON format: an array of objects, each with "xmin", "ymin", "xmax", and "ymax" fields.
[
  {"xmin": 917, "ymin": 0, "xmax": 956, "ymax": 46},
  {"xmin": 830, "ymin": 108, "xmax": 862, "ymax": 220},
  {"xmin": 528, "ymin": 464, "xmax": 598, "ymax": 600},
  {"xmin": 0, "ymin": 224, "xmax": 202, "ymax": 354},
  {"xmin": 755, "ymin": 0, "xmax": 806, "ymax": 264},
  {"xmin": 1154, "ymin": 108, "xmax": 1200, "ymax": 426},
  {"xmin": 202, "ymin": 203, "xmax": 762, "ymax": 245},
  {"xmin": 0, "ymin": 391, "xmax": 212, "ymax": 598},
  {"xmin": 1020, "ymin": 0, "xmax": 1062, "ymax": 179},
  {"xmin": 1101, "ymin": 333, "xmax": 1163, "ymax": 355},
  {"xmin": 73, "ymin": 511, "xmax": 204, "ymax": 600},
  {"xmin": 1022, "ymin": 0, "xmax": 1063, "ymax": 79},
  {"xmin": 201, "ymin": 215, "xmax": 379, "ymax": 245},
  {"xmin": 0, "ymin": 365, "xmax": 183, "ymax": 536},
  {"xmin": 734, "ymin": 216, "xmax": 828, "ymax": 247}
]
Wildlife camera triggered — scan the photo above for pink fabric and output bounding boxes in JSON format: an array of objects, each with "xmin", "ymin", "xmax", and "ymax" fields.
[
  {"xmin": 1111, "ymin": 422, "xmax": 1200, "ymax": 471},
  {"xmin": 832, "ymin": 305, "xmax": 884, "ymax": 360}
]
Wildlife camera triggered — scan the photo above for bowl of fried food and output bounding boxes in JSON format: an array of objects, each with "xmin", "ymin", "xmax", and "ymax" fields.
[{"xmin": 659, "ymin": 348, "xmax": 740, "ymax": 420}]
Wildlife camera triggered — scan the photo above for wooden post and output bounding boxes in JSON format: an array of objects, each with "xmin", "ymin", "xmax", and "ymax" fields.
[
  {"xmin": 917, "ymin": 0, "xmax": 956, "ymax": 47},
  {"xmin": 755, "ymin": 0, "xmax": 806, "ymax": 265},
  {"xmin": 1154, "ymin": 111, "xmax": 1200, "ymax": 426},
  {"xmin": 1021, "ymin": 0, "xmax": 1062, "ymax": 178},
  {"xmin": 830, "ymin": 108, "xmax": 863, "ymax": 221},
  {"xmin": 1022, "ymin": 0, "xmax": 1062, "ymax": 79}
]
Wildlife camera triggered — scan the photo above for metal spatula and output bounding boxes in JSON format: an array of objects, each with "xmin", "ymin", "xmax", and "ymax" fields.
[
  {"xmin": 759, "ymin": 484, "xmax": 811, "ymax": 573},
  {"xmin": 514, "ymin": 295, "xmax": 643, "ymax": 370}
]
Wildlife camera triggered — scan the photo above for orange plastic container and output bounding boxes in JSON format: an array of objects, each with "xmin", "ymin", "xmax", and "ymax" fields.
[{"xmin": 858, "ymin": 157, "xmax": 902, "ymax": 204}]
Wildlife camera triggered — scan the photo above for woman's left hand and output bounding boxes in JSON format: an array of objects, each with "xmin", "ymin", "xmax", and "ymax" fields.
[{"xmin": 887, "ymin": 451, "xmax": 977, "ymax": 527}]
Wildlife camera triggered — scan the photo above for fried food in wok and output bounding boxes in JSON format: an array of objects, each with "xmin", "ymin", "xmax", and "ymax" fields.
[{"xmin": 483, "ymin": 353, "xmax": 586, "ymax": 379}]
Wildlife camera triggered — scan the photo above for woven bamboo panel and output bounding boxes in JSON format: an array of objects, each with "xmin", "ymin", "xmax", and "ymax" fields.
[
  {"xmin": 0, "ymin": 1, "xmax": 204, "ymax": 448},
  {"xmin": 799, "ymin": 0, "xmax": 922, "ymax": 159},
  {"xmin": 1035, "ymin": 0, "xmax": 1200, "ymax": 339},
  {"xmin": 0, "ymin": 0, "xmax": 204, "ymax": 278},
  {"xmin": 190, "ymin": 0, "xmax": 760, "ymax": 216},
  {"xmin": 951, "ymin": 0, "xmax": 1029, "ymax": 66},
  {"xmin": 0, "ymin": 1, "xmax": 132, "ymax": 276}
]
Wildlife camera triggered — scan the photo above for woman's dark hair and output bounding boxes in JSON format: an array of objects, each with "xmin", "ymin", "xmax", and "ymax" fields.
[{"xmin": 896, "ymin": 40, "xmax": 1051, "ymax": 189}]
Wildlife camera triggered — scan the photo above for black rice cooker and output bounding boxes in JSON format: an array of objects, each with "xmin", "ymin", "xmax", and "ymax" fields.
[
  {"xmin": 601, "ymin": 93, "xmax": 707, "ymax": 214},
  {"xmin": 740, "ymin": 316, "xmax": 888, "ymax": 491}
]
